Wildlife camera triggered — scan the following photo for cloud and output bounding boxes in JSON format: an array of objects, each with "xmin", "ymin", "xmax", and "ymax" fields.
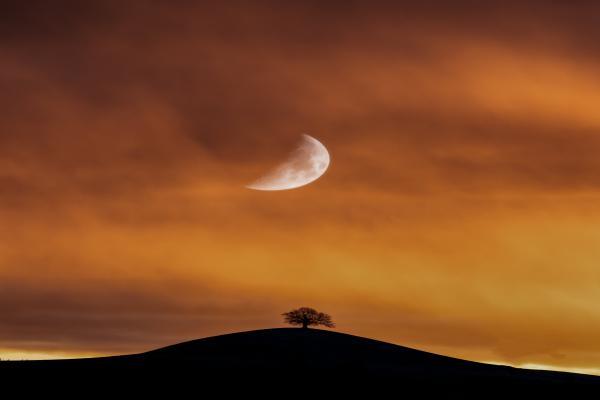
[{"xmin": 2, "ymin": 0, "xmax": 600, "ymax": 372}]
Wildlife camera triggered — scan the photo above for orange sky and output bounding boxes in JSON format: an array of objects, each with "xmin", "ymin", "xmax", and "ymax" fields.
[{"xmin": 2, "ymin": 1, "xmax": 600, "ymax": 374}]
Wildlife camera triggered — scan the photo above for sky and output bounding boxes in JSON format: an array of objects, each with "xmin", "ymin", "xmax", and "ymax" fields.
[{"xmin": 2, "ymin": 0, "xmax": 600, "ymax": 374}]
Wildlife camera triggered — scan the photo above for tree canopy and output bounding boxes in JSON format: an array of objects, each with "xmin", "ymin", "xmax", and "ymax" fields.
[{"xmin": 282, "ymin": 307, "xmax": 335, "ymax": 329}]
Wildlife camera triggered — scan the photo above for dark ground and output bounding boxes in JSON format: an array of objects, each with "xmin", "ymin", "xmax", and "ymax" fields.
[{"xmin": 2, "ymin": 328, "xmax": 598, "ymax": 394}]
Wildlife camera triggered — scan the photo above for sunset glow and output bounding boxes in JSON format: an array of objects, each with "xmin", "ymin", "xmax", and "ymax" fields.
[{"xmin": 2, "ymin": 1, "xmax": 600, "ymax": 375}]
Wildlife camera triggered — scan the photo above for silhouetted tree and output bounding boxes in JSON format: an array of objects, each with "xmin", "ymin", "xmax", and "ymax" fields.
[{"xmin": 282, "ymin": 307, "xmax": 335, "ymax": 329}]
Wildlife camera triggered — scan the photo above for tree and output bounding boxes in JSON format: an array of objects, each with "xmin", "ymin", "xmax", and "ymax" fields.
[{"xmin": 282, "ymin": 307, "xmax": 335, "ymax": 329}]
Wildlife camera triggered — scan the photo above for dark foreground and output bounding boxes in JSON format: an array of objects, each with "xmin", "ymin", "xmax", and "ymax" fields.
[{"xmin": 2, "ymin": 328, "xmax": 598, "ymax": 393}]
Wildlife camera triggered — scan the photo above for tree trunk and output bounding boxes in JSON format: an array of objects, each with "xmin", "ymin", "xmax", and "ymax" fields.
[{"xmin": 302, "ymin": 321, "xmax": 308, "ymax": 328}]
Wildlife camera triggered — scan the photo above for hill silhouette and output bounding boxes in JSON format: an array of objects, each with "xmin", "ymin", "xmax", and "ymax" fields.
[{"xmin": 2, "ymin": 328, "xmax": 599, "ymax": 391}]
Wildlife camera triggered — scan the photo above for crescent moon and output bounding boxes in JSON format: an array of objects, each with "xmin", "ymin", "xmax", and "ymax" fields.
[{"xmin": 246, "ymin": 134, "xmax": 330, "ymax": 191}]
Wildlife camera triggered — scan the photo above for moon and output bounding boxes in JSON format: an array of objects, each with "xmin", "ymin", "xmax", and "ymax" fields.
[{"xmin": 246, "ymin": 134, "xmax": 330, "ymax": 191}]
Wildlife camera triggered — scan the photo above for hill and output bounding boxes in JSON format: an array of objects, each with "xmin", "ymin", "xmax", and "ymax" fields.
[{"xmin": 1, "ymin": 328, "xmax": 598, "ymax": 391}]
